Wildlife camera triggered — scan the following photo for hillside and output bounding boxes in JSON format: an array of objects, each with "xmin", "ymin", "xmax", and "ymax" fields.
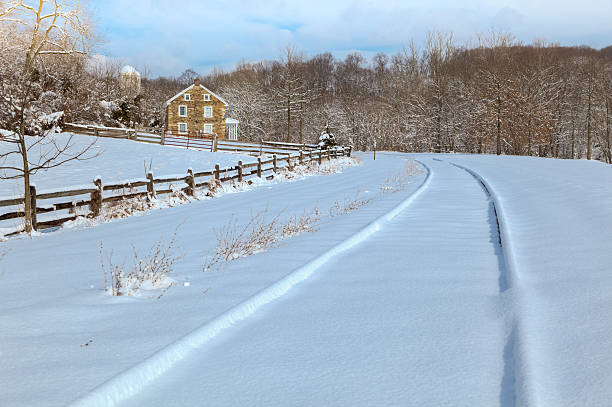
[{"xmin": 1, "ymin": 153, "xmax": 611, "ymax": 406}]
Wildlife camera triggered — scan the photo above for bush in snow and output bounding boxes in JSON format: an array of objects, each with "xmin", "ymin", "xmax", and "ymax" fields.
[
  {"xmin": 318, "ymin": 130, "xmax": 337, "ymax": 150},
  {"xmin": 329, "ymin": 193, "xmax": 373, "ymax": 217},
  {"xmin": 203, "ymin": 207, "xmax": 320, "ymax": 271},
  {"xmin": 280, "ymin": 207, "xmax": 321, "ymax": 239},
  {"xmin": 380, "ymin": 158, "xmax": 424, "ymax": 194},
  {"xmin": 100, "ymin": 228, "xmax": 183, "ymax": 297}
]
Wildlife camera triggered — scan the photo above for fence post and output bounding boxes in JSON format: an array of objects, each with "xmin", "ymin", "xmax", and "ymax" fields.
[
  {"xmin": 318, "ymin": 150, "xmax": 322, "ymax": 165},
  {"xmin": 348, "ymin": 146, "xmax": 352, "ymax": 157},
  {"xmin": 90, "ymin": 177, "xmax": 102, "ymax": 218},
  {"xmin": 161, "ymin": 131, "xmax": 166, "ymax": 145},
  {"xmin": 214, "ymin": 164, "xmax": 220, "ymax": 181},
  {"xmin": 259, "ymin": 139, "xmax": 263, "ymax": 156},
  {"xmin": 273, "ymin": 154, "xmax": 277, "ymax": 173},
  {"xmin": 257, "ymin": 157, "xmax": 262, "ymax": 178},
  {"xmin": 308, "ymin": 150, "xmax": 312, "ymax": 162},
  {"xmin": 146, "ymin": 172, "xmax": 155, "ymax": 197},
  {"xmin": 186, "ymin": 168, "xmax": 196, "ymax": 197},
  {"xmin": 29, "ymin": 184, "xmax": 37, "ymax": 231},
  {"xmin": 299, "ymin": 150, "xmax": 303, "ymax": 164},
  {"xmin": 237, "ymin": 161, "xmax": 243, "ymax": 182},
  {"xmin": 213, "ymin": 134, "xmax": 218, "ymax": 152}
]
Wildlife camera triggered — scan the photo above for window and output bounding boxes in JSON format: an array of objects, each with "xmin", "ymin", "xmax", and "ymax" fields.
[
  {"xmin": 184, "ymin": 94, "xmax": 191, "ymax": 101},
  {"xmin": 178, "ymin": 105, "xmax": 187, "ymax": 117},
  {"xmin": 204, "ymin": 94, "xmax": 211, "ymax": 101},
  {"xmin": 203, "ymin": 123, "xmax": 213, "ymax": 134},
  {"xmin": 204, "ymin": 106, "xmax": 213, "ymax": 118},
  {"xmin": 178, "ymin": 123, "xmax": 187, "ymax": 134},
  {"xmin": 228, "ymin": 126, "xmax": 238, "ymax": 141}
]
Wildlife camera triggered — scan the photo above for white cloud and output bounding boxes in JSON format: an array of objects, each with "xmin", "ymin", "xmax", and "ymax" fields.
[{"xmin": 89, "ymin": 0, "xmax": 612, "ymax": 76}]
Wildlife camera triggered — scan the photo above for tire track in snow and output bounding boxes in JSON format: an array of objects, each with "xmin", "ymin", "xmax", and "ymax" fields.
[
  {"xmin": 449, "ymin": 160, "xmax": 531, "ymax": 407},
  {"xmin": 67, "ymin": 160, "xmax": 433, "ymax": 407}
]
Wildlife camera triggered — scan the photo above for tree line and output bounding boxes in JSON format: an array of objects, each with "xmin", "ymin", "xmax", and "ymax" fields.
[
  {"xmin": 2, "ymin": 7, "xmax": 611, "ymax": 163},
  {"xmin": 204, "ymin": 34, "xmax": 612, "ymax": 162}
]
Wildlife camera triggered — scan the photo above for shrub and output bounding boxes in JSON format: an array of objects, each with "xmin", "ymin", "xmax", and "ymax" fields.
[
  {"xmin": 204, "ymin": 207, "xmax": 320, "ymax": 271},
  {"xmin": 100, "ymin": 227, "xmax": 183, "ymax": 297}
]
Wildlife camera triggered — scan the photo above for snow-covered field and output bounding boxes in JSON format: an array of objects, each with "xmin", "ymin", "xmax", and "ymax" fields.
[
  {"xmin": 1, "ymin": 150, "xmax": 611, "ymax": 407},
  {"xmin": 0, "ymin": 132, "xmax": 257, "ymax": 198}
]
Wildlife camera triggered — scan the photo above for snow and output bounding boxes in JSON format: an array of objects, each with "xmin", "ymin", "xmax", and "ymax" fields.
[
  {"xmin": 1, "ymin": 152, "xmax": 612, "ymax": 406},
  {"xmin": 0, "ymin": 132, "xmax": 257, "ymax": 199},
  {"xmin": 0, "ymin": 151, "xmax": 412, "ymax": 406},
  {"xmin": 120, "ymin": 65, "xmax": 139, "ymax": 76},
  {"xmin": 39, "ymin": 111, "xmax": 64, "ymax": 126}
]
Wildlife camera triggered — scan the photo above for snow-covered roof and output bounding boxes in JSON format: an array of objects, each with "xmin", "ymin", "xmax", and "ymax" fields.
[
  {"xmin": 120, "ymin": 65, "xmax": 140, "ymax": 76},
  {"xmin": 165, "ymin": 84, "xmax": 229, "ymax": 107},
  {"xmin": 225, "ymin": 118, "xmax": 239, "ymax": 124}
]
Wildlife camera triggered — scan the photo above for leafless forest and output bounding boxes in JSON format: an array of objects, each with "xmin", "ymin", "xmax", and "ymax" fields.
[{"xmin": 2, "ymin": 21, "xmax": 611, "ymax": 162}]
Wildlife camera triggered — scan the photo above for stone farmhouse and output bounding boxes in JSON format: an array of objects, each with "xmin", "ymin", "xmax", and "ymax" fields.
[{"xmin": 165, "ymin": 78, "xmax": 238, "ymax": 140}]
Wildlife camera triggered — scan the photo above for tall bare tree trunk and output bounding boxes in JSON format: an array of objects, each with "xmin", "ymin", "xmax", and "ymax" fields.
[
  {"xmin": 435, "ymin": 97, "xmax": 442, "ymax": 153},
  {"xmin": 19, "ymin": 132, "xmax": 32, "ymax": 233},
  {"xmin": 527, "ymin": 115, "xmax": 532, "ymax": 156},
  {"xmin": 299, "ymin": 101, "xmax": 303, "ymax": 145},
  {"xmin": 587, "ymin": 75, "xmax": 592, "ymax": 160},
  {"xmin": 286, "ymin": 89, "xmax": 291, "ymax": 142},
  {"xmin": 571, "ymin": 118, "xmax": 576, "ymax": 159},
  {"xmin": 496, "ymin": 92, "xmax": 502, "ymax": 155},
  {"xmin": 606, "ymin": 97, "xmax": 611, "ymax": 164}
]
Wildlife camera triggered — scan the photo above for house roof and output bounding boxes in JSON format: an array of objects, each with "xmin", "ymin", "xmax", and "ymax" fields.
[{"xmin": 165, "ymin": 83, "xmax": 228, "ymax": 106}]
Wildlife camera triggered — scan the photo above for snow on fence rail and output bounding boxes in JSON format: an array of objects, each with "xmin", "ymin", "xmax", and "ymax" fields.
[
  {"xmin": 216, "ymin": 139, "xmax": 320, "ymax": 156},
  {"xmin": 0, "ymin": 146, "xmax": 352, "ymax": 236},
  {"xmin": 64, "ymin": 123, "xmax": 322, "ymax": 156},
  {"xmin": 162, "ymin": 131, "xmax": 214, "ymax": 151},
  {"xmin": 63, "ymin": 123, "xmax": 164, "ymax": 145}
]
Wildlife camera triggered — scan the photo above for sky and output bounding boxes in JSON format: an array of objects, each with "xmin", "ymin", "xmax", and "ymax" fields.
[{"xmin": 90, "ymin": 0, "xmax": 612, "ymax": 77}]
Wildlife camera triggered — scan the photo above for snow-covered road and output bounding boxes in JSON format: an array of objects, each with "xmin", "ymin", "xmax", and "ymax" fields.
[
  {"xmin": 3, "ymin": 152, "xmax": 612, "ymax": 407},
  {"xmin": 121, "ymin": 158, "xmax": 513, "ymax": 406}
]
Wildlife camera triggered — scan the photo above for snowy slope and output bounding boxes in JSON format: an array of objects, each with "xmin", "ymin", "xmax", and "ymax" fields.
[
  {"xmin": 2, "ymin": 152, "xmax": 611, "ymax": 407},
  {"xmin": 119, "ymin": 157, "xmax": 509, "ymax": 407},
  {"xmin": 447, "ymin": 154, "xmax": 612, "ymax": 407},
  {"xmin": 0, "ymin": 132, "xmax": 256, "ymax": 198},
  {"xmin": 0, "ymin": 152, "xmax": 422, "ymax": 407}
]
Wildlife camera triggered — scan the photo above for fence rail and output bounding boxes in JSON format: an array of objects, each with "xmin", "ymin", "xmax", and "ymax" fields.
[
  {"xmin": 162, "ymin": 132, "xmax": 214, "ymax": 151},
  {"xmin": 0, "ymin": 146, "xmax": 352, "ymax": 236},
  {"xmin": 63, "ymin": 123, "xmax": 327, "ymax": 157}
]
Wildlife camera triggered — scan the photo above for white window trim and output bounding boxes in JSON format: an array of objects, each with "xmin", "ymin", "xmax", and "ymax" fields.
[
  {"xmin": 204, "ymin": 106, "xmax": 213, "ymax": 118},
  {"xmin": 228, "ymin": 127, "xmax": 238, "ymax": 141},
  {"xmin": 204, "ymin": 94, "xmax": 211, "ymax": 101},
  {"xmin": 178, "ymin": 105, "xmax": 187, "ymax": 117},
  {"xmin": 203, "ymin": 123, "xmax": 213, "ymax": 134},
  {"xmin": 184, "ymin": 94, "xmax": 191, "ymax": 101},
  {"xmin": 178, "ymin": 122, "xmax": 187, "ymax": 134}
]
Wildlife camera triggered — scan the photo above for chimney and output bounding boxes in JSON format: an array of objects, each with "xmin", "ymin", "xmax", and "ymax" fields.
[{"xmin": 194, "ymin": 78, "xmax": 200, "ymax": 86}]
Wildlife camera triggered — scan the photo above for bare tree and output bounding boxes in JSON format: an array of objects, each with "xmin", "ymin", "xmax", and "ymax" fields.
[{"xmin": 0, "ymin": 0, "xmax": 96, "ymax": 233}]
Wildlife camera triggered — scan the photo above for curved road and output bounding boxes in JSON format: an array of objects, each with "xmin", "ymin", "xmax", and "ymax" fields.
[{"xmin": 123, "ymin": 158, "xmax": 514, "ymax": 406}]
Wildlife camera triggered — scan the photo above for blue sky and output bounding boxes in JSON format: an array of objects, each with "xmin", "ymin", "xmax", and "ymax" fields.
[{"xmin": 90, "ymin": 0, "xmax": 612, "ymax": 77}]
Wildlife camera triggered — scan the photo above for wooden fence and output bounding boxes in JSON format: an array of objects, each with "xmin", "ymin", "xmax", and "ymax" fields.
[
  {"xmin": 162, "ymin": 131, "xmax": 215, "ymax": 151},
  {"xmin": 64, "ymin": 123, "xmax": 325, "ymax": 157},
  {"xmin": 216, "ymin": 139, "xmax": 320, "ymax": 156},
  {"xmin": 63, "ymin": 123, "xmax": 163, "ymax": 145},
  {"xmin": 0, "ymin": 146, "xmax": 352, "ymax": 236}
]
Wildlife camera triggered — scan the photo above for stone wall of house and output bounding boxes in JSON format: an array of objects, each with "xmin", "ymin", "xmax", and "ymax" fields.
[{"xmin": 166, "ymin": 82, "xmax": 226, "ymax": 139}]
